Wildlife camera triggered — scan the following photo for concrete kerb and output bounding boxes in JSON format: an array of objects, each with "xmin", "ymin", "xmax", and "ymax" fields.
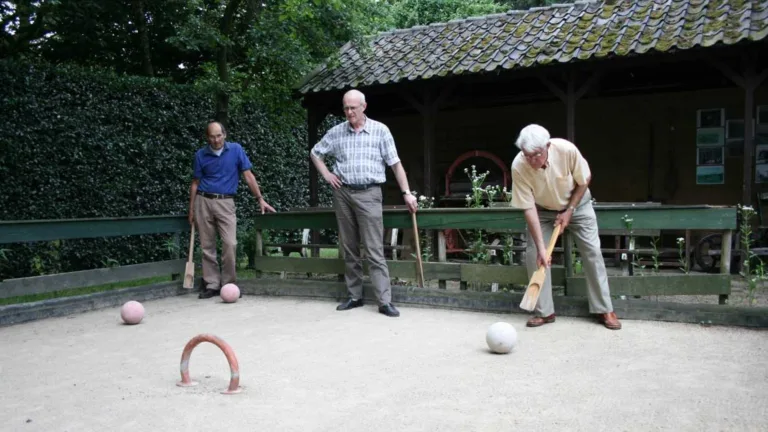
[
  {"xmin": 2, "ymin": 278, "xmax": 767, "ymax": 329},
  {"xmin": 0, "ymin": 281, "xmax": 189, "ymax": 327}
]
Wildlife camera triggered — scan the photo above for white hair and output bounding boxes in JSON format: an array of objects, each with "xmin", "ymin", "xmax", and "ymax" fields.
[
  {"xmin": 343, "ymin": 89, "xmax": 366, "ymax": 105},
  {"xmin": 515, "ymin": 124, "xmax": 550, "ymax": 153}
]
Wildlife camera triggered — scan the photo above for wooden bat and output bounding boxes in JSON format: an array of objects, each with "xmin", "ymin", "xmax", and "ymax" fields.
[
  {"xmin": 519, "ymin": 223, "xmax": 562, "ymax": 311},
  {"xmin": 411, "ymin": 212, "xmax": 425, "ymax": 288},
  {"xmin": 183, "ymin": 224, "xmax": 196, "ymax": 289}
]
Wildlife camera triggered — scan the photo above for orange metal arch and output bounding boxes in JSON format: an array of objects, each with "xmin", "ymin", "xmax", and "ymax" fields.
[
  {"xmin": 176, "ymin": 333, "xmax": 242, "ymax": 395},
  {"xmin": 444, "ymin": 150, "xmax": 510, "ymax": 196}
]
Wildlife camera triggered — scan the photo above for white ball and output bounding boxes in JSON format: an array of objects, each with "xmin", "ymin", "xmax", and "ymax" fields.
[{"xmin": 486, "ymin": 321, "xmax": 517, "ymax": 354}]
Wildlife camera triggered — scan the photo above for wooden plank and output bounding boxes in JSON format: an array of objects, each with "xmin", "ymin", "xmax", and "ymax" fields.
[
  {"xmin": 719, "ymin": 230, "xmax": 733, "ymax": 305},
  {"xmin": 252, "ymin": 256, "xmax": 460, "ymax": 280},
  {"xmin": 460, "ymin": 264, "xmax": 566, "ymax": 286},
  {"xmin": 250, "ymin": 206, "xmax": 737, "ymax": 231},
  {"xmin": 0, "ymin": 216, "xmax": 188, "ymax": 244},
  {"xmin": 0, "ymin": 259, "xmax": 185, "ymax": 299},
  {"xmin": 566, "ymin": 274, "xmax": 732, "ymax": 297}
]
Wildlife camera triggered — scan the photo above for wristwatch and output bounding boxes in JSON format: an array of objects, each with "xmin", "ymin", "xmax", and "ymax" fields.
[{"xmin": 402, "ymin": 191, "xmax": 411, "ymax": 196}]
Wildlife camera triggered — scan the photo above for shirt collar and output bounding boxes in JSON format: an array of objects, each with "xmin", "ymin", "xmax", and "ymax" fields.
[
  {"xmin": 346, "ymin": 116, "xmax": 370, "ymax": 134},
  {"xmin": 205, "ymin": 141, "xmax": 230, "ymax": 154}
]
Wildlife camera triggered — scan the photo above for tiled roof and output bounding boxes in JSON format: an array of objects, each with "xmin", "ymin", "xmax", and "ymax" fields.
[{"xmin": 296, "ymin": 0, "xmax": 768, "ymax": 95}]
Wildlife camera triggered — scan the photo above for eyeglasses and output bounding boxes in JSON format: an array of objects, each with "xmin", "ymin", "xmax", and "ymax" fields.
[
  {"xmin": 523, "ymin": 152, "xmax": 544, "ymax": 160},
  {"xmin": 343, "ymin": 105, "xmax": 361, "ymax": 112}
]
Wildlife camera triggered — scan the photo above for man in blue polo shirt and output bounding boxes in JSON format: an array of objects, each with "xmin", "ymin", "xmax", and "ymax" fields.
[{"xmin": 189, "ymin": 121, "xmax": 276, "ymax": 299}]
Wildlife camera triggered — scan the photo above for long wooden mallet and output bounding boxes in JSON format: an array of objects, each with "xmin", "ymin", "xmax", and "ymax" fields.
[
  {"xmin": 519, "ymin": 223, "xmax": 562, "ymax": 311},
  {"xmin": 183, "ymin": 224, "xmax": 196, "ymax": 289},
  {"xmin": 411, "ymin": 212, "xmax": 425, "ymax": 288}
]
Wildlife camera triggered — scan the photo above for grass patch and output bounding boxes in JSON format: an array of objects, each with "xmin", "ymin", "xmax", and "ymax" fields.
[{"xmin": 0, "ymin": 275, "xmax": 172, "ymax": 306}]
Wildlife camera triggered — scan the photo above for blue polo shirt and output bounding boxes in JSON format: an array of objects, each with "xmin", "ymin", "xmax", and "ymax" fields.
[{"xmin": 192, "ymin": 142, "xmax": 253, "ymax": 195}]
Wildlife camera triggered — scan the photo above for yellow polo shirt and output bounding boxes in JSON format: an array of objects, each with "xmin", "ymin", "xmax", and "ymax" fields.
[{"xmin": 509, "ymin": 138, "xmax": 591, "ymax": 211}]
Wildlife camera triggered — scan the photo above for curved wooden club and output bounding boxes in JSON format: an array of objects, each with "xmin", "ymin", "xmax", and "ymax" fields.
[
  {"xmin": 520, "ymin": 224, "xmax": 562, "ymax": 312},
  {"xmin": 177, "ymin": 333, "xmax": 242, "ymax": 395}
]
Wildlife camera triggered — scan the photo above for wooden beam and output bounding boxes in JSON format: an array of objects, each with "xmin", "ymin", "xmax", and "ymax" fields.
[
  {"xmin": 539, "ymin": 75, "xmax": 567, "ymax": 102},
  {"xmin": 251, "ymin": 206, "xmax": 738, "ymax": 231},
  {"xmin": 566, "ymin": 274, "xmax": 731, "ymax": 297},
  {"xmin": 719, "ymin": 230, "xmax": 733, "ymax": 305},
  {"xmin": 461, "ymin": 263, "xmax": 566, "ymax": 286},
  {"xmin": 0, "ymin": 259, "xmax": 185, "ymax": 299},
  {"xmin": 252, "ymin": 256, "xmax": 567, "ymax": 285},
  {"xmin": 398, "ymin": 90, "xmax": 426, "ymax": 115},
  {"xmin": 0, "ymin": 216, "xmax": 188, "ymax": 244}
]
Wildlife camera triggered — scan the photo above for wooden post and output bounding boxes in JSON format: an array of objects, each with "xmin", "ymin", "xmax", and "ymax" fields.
[
  {"xmin": 684, "ymin": 229, "xmax": 691, "ymax": 273},
  {"xmin": 307, "ymin": 105, "xmax": 327, "ymax": 258},
  {"xmin": 171, "ymin": 232, "xmax": 181, "ymax": 280},
  {"xmin": 719, "ymin": 230, "xmax": 732, "ymax": 305},
  {"xmin": 563, "ymin": 232, "xmax": 573, "ymax": 295},
  {"xmin": 437, "ymin": 230, "xmax": 447, "ymax": 289},
  {"xmin": 707, "ymin": 52, "xmax": 768, "ymax": 206},
  {"xmin": 255, "ymin": 229, "xmax": 263, "ymax": 277}
]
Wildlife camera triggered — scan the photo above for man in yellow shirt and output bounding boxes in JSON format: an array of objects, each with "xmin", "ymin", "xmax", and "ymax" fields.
[{"xmin": 509, "ymin": 124, "xmax": 621, "ymax": 330}]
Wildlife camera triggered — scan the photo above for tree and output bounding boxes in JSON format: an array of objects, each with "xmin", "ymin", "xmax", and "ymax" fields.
[{"xmin": 386, "ymin": 0, "xmax": 506, "ymax": 29}]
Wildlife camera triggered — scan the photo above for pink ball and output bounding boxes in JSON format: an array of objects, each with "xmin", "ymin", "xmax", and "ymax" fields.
[
  {"xmin": 220, "ymin": 283, "xmax": 240, "ymax": 303},
  {"xmin": 120, "ymin": 300, "xmax": 144, "ymax": 325}
]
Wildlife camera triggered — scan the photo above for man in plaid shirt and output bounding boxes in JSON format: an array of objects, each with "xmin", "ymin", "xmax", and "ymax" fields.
[{"xmin": 311, "ymin": 89, "xmax": 418, "ymax": 318}]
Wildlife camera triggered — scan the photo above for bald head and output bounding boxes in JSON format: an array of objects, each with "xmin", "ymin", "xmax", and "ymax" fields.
[
  {"xmin": 206, "ymin": 121, "xmax": 227, "ymax": 150},
  {"xmin": 343, "ymin": 89, "xmax": 366, "ymax": 106},
  {"xmin": 342, "ymin": 89, "xmax": 367, "ymax": 129}
]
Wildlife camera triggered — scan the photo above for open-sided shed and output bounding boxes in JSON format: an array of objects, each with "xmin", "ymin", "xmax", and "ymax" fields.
[{"xmin": 295, "ymin": 0, "xmax": 768, "ymax": 209}]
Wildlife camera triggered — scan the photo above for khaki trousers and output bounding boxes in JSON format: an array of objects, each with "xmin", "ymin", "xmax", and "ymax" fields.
[
  {"xmin": 194, "ymin": 196, "xmax": 238, "ymax": 291},
  {"xmin": 333, "ymin": 186, "xmax": 391, "ymax": 306},
  {"xmin": 526, "ymin": 194, "xmax": 613, "ymax": 316}
]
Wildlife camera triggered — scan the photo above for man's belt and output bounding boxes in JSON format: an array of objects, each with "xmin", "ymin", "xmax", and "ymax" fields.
[
  {"xmin": 197, "ymin": 191, "xmax": 234, "ymax": 199},
  {"xmin": 342, "ymin": 183, "xmax": 382, "ymax": 191}
]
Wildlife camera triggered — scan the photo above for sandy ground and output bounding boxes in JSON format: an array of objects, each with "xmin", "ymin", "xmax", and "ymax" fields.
[{"xmin": 1, "ymin": 295, "xmax": 767, "ymax": 432}]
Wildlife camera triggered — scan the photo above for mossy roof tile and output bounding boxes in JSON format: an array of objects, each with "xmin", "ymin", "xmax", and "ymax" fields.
[{"xmin": 297, "ymin": 0, "xmax": 768, "ymax": 94}]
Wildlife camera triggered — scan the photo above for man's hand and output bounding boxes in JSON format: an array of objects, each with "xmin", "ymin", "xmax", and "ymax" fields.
[
  {"xmin": 555, "ymin": 208, "xmax": 573, "ymax": 230},
  {"xmin": 188, "ymin": 212, "xmax": 194, "ymax": 225},
  {"xmin": 259, "ymin": 198, "xmax": 276, "ymax": 215},
  {"xmin": 404, "ymin": 193, "xmax": 418, "ymax": 213},
  {"xmin": 537, "ymin": 248, "xmax": 551, "ymax": 269},
  {"xmin": 323, "ymin": 172, "xmax": 342, "ymax": 189}
]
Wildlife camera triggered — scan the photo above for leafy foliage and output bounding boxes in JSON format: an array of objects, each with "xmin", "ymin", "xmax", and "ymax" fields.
[
  {"xmin": 387, "ymin": 0, "xmax": 505, "ymax": 29},
  {"xmin": 0, "ymin": 59, "xmax": 333, "ymax": 279}
]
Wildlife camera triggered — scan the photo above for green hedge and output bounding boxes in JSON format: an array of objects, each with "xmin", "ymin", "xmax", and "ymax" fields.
[{"xmin": 0, "ymin": 60, "xmax": 336, "ymax": 279}]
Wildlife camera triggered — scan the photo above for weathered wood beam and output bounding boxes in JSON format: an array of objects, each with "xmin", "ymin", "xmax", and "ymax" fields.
[
  {"xmin": 252, "ymin": 256, "xmax": 567, "ymax": 286},
  {"xmin": 566, "ymin": 274, "xmax": 731, "ymax": 297}
]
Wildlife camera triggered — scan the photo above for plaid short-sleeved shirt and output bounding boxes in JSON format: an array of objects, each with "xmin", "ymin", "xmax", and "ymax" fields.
[{"xmin": 310, "ymin": 116, "xmax": 401, "ymax": 185}]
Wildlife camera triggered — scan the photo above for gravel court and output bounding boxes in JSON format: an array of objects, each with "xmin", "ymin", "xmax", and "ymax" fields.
[{"xmin": 0, "ymin": 294, "xmax": 766, "ymax": 432}]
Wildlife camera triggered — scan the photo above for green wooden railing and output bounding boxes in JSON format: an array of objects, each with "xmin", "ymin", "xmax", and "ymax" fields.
[
  {"xmin": 0, "ymin": 216, "xmax": 189, "ymax": 300},
  {"xmin": 0, "ymin": 204, "xmax": 737, "ymax": 305},
  {"xmin": 250, "ymin": 205, "xmax": 737, "ymax": 304}
]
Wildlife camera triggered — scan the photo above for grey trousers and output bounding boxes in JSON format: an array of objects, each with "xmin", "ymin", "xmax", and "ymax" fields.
[
  {"xmin": 194, "ymin": 196, "xmax": 238, "ymax": 291},
  {"xmin": 526, "ymin": 197, "xmax": 613, "ymax": 316},
  {"xmin": 333, "ymin": 186, "xmax": 392, "ymax": 306}
]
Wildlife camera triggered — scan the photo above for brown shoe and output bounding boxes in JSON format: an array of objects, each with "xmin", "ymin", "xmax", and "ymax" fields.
[
  {"xmin": 598, "ymin": 312, "xmax": 622, "ymax": 330},
  {"xmin": 526, "ymin": 314, "xmax": 556, "ymax": 327}
]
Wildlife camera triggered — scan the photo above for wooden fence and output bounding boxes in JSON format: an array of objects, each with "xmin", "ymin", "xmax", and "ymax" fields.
[
  {"xmin": 250, "ymin": 205, "xmax": 737, "ymax": 304},
  {"xmin": 0, "ymin": 216, "xmax": 188, "ymax": 299},
  {"xmin": 0, "ymin": 205, "xmax": 737, "ymax": 305}
]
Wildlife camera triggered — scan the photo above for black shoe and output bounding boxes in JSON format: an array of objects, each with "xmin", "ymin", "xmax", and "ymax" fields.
[
  {"xmin": 336, "ymin": 298, "xmax": 364, "ymax": 311},
  {"xmin": 378, "ymin": 303, "xmax": 400, "ymax": 317},
  {"xmin": 198, "ymin": 289, "xmax": 219, "ymax": 299}
]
